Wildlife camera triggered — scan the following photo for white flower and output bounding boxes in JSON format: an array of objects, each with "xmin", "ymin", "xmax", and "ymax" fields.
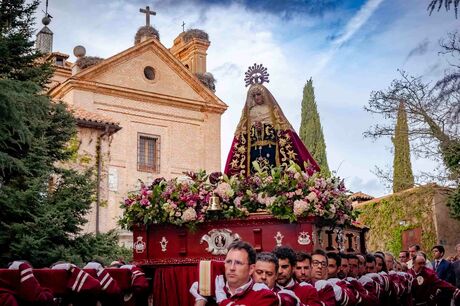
[
  {"xmin": 214, "ymin": 182, "xmax": 234, "ymax": 199},
  {"xmin": 306, "ymin": 192, "xmax": 318, "ymax": 203},
  {"xmin": 176, "ymin": 176, "xmax": 194, "ymax": 185},
  {"xmin": 293, "ymin": 199, "xmax": 309, "ymax": 216},
  {"xmin": 265, "ymin": 196, "xmax": 276, "ymax": 207},
  {"xmin": 181, "ymin": 207, "xmax": 197, "ymax": 222}
]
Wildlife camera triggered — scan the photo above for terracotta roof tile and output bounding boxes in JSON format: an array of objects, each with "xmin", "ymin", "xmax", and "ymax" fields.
[
  {"xmin": 48, "ymin": 51, "xmax": 70, "ymax": 59},
  {"xmin": 70, "ymin": 106, "xmax": 120, "ymax": 126},
  {"xmin": 349, "ymin": 192, "xmax": 374, "ymax": 201}
]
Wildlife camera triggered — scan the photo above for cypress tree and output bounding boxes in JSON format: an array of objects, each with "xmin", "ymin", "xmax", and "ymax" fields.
[
  {"xmin": 392, "ymin": 100, "xmax": 414, "ymax": 193},
  {"xmin": 299, "ymin": 78, "xmax": 330, "ymax": 176}
]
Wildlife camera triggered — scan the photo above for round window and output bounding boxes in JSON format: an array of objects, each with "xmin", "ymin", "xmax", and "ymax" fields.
[{"xmin": 144, "ymin": 66, "xmax": 156, "ymax": 80}]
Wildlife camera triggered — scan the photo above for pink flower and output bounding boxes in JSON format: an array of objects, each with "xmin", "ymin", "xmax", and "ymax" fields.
[
  {"xmin": 234, "ymin": 196, "xmax": 242, "ymax": 208},
  {"xmin": 124, "ymin": 198, "xmax": 134, "ymax": 206},
  {"xmin": 140, "ymin": 198, "xmax": 150, "ymax": 207}
]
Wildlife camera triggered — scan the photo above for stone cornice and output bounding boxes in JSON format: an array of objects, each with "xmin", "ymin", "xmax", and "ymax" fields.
[{"xmin": 49, "ymin": 79, "xmax": 227, "ymax": 114}]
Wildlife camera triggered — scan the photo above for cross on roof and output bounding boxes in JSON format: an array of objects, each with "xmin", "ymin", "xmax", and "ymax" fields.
[
  {"xmin": 182, "ymin": 21, "xmax": 185, "ymax": 32},
  {"xmin": 43, "ymin": 0, "xmax": 53, "ymax": 19},
  {"xmin": 139, "ymin": 5, "xmax": 156, "ymax": 27}
]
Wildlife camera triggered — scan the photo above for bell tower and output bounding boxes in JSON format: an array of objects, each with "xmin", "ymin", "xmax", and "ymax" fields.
[{"xmin": 170, "ymin": 29, "xmax": 210, "ymax": 74}]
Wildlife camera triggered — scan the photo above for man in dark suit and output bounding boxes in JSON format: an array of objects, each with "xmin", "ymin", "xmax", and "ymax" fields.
[
  {"xmin": 454, "ymin": 243, "xmax": 460, "ymax": 289},
  {"xmin": 431, "ymin": 245, "xmax": 455, "ymax": 285}
]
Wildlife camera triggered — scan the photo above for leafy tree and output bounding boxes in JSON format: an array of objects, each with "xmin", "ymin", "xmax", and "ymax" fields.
[
  {"xmin": 392, "ymin": 101, "xmax": 414, "ymax": 193},
  {"xmin": 0, "ymin": 0, "xmax": 129, "ymax": 267},
  {"xmin": 365, "ymin": 32, "xmax": 460, "ymax": 218},
  {"xmin": 299, "ymin": 78, "xmax": 330, "ymax": 177}
]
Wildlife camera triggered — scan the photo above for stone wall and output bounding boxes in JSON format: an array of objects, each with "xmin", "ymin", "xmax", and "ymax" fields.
[{"xmin": 354, "ymin": 185, "xmax": 460, "ymax": 257}]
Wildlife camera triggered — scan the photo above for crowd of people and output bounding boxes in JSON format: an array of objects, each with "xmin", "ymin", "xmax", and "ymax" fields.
[
  {"xmin": 0, "ymin": 260, "xmax": 149, "ymax": 306},
  {"xmin": 190, "ymin": 241, "xmax": 460, "ymax": 306}
]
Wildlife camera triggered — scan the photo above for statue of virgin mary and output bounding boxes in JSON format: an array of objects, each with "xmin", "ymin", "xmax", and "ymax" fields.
[{"xmin": 224, "ymin": 64, "xmax": 320, "ymax": 177}]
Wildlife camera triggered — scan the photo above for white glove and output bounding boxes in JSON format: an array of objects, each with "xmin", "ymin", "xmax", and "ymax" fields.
[
  {"xmin": 367, "ymin": 273, "xmax": 383, "ymax": 283},
  {"xmin": 332, "ymin": 284, "xmax": 344, "ymax": 301},
  {"xmin": 278, "ymin": 289, "xmax": 301, "ymax": 303},
  {"xmin": 84, "ymin": 262, "xmax": 103, "ymax": 271},
  {"xmin": 314, "ymin": 279, "xmax": 329, "ymax": 291},
  {"xmin": 358, "ymin": 275, "xmax": 373, "ymax": 285},
  {"xmin": 253, "ymin": 283, "xmax": 269, "ymax": 291},
  {"xmin": 51, "ymin": 263, "xmax": 74, "ymax": 270},
  {"xmin": 120, "ymin": 264, "xmax": 135, "ymax": 270},
  {"xmin": 328, "ymin": 278, "xmax": 341, "ymax": 285},
  {"xmin": 214, "ymin": 275, "xmax": 227, "ymax": 303},
  {"xmin": 189, "ymin": 281, "xmax": 206, "ymax": 301},
  {"xmin": 8, "ymin": 261, "xmax": 25, "ymax": 270}
]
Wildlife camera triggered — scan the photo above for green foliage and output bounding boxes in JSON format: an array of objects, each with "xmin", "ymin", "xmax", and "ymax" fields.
[
  {"xmin": 62, "ymin": 231, "xmax": 132, "ymax": 267},
  {"xmin": 392, "ymin": 101, "xmax": 414, "ymax": 193},
  {"xmin": 0, "ymin": 80, "xmax": 95, "ymax": 266},
  {"xmin": 447, "ymin": 185, "xmax": 460, "ymax": 219},
  {"xmin": 357, "ymin": 185, "xmax": 437, "ymax": 254},
  {"xmin": 299, "ymin": 78, "xmax": 330, "ymax": 177}
]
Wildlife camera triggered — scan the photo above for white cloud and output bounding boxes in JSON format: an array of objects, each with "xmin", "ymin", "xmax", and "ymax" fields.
[{"xmin": 311, "ymin": 0, "xmax": 385, "ymax": 76}]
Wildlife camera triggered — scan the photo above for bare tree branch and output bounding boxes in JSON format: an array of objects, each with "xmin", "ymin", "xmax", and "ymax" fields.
[{"xmin": 364, "ymin": 32, "xmax": 460, "ymax": 187}]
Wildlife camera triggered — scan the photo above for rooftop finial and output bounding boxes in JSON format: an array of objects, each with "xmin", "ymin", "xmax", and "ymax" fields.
[
  {"xmin": 139, "ymin": 5, "xmax": 156, "ymax": 27},
  {"xmin": 42, "ymin": 0, "xmax": 53, "ymax": 26},
  {"xmin": 182, "ymin": 21, "xmax": 185, "ymax": 32}
]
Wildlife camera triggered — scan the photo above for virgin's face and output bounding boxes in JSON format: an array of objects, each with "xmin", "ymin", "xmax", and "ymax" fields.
[{"xmin": 253, "ymin": 92, "xmax": 263, "ymax": 105}]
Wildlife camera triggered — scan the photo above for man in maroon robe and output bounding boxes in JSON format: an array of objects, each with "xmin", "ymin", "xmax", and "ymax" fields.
[{"xmin": 217, "ymin": 241, "xmax": 278, "ymax": 306}]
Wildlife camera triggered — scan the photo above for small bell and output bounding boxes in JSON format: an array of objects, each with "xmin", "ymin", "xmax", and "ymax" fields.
[{"xmin": 208, "ymin": 195, "xmax": 222, "ymax": 211}]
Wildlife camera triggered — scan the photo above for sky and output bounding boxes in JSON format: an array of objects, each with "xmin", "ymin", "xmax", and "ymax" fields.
[{"xmin": 34, "ymin": 0, "xmax": 458, "ymax": 197}]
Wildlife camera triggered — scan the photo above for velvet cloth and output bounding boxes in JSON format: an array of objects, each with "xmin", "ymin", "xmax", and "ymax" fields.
[
  {"xmin": 225, "ymin": 129, "xmax": 320, "ymax": 177},
  {"xmin": 0, "ymin": 268, "xmax": 136, "ymax": 306},
  {"xmin": 152, "ymin": 265, "xmax": 197, "ymax": 306}
]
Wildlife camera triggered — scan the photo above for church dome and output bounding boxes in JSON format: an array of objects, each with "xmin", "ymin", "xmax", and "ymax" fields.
[
  {"xmin": 135, "ymin": 26, "xmax": 160, "ymax": 44},
  {"xmin": 183, "ymin": 29, "xmax": 209, "ymax": 43}
]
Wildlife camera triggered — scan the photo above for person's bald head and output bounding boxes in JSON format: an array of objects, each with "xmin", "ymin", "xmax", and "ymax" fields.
[{"xmin": 413, "ymin": 253, "xmax": 426, "ymax": 273}]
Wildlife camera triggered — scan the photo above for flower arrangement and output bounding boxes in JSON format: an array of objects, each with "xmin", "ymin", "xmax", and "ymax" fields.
[{"xmin": 119, "ymin": 162, "xmax": 356, "ymax": 230}]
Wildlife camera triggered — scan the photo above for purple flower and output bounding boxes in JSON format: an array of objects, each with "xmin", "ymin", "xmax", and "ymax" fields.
[
  {"xmin": 209, "ymin": 171, "xmax": 222, "ymax": 184},
  {"xmin": 151, "ymin": 177, "xmax": 165, "ymax": 186},
  {"xmin": 124, "ymin": 198, "xmax": 133, "ymax": 206}
]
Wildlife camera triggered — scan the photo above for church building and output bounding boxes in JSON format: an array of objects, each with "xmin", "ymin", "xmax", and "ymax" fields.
[{"xmin": 37, "ymin": 7, "xmax": 227, "ymax": 245}]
